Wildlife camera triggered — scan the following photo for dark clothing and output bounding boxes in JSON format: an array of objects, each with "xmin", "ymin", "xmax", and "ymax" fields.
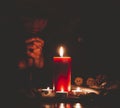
[{"xmin": 15, "ymin": 31, "xmax": 54, "ymax": 89}]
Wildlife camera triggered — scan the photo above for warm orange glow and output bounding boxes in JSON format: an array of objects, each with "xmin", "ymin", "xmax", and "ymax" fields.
[
  {"xmin": 47, "ymin": 87, "xmax": 50, "ymax": 90},
  {"xmin": 53, "ymin": 84, "xmax": 55, "ymax": 91},
  {"xmin": 68, "ymin": 86, "xmax": 71, "ymax": 91},
  {"xmin": 59, "ymin": 103, "xmax": 65, "ymax": 108},
  {"xmin": 81, "ymin": 88, "xmax": 99, "ymax": 94},
  {"xmin": 76, "ymin": 87, "xmax": 81, "ymax": 92},
  {"xmin": 72, "ymin": 87, "xmax": 100, "ymax": 95},
  {"xmin": 72, "ymin": 87, "xmax": 82, "ymax": 94},
  {"xmin": 61, "ymin": 87, "xmax": 64, "ymax": 92},
  {"xmin": 59, "ymin": 46, "xmax": 64, "ymax": 57},
  {"xmin": 73, "ymin": 103, "xmax": 82, "ymax": 108}
]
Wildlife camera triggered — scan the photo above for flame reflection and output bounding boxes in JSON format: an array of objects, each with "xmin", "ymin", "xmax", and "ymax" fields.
[
  {"xmin": 73, "ymin": 103, "xmax": 82, "ymax": 108},
  {"xmin": 42, "ymin": 103, "xmax": 83, "ymax": 108}
]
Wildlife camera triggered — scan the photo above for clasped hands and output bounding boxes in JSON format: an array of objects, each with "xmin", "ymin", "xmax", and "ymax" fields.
[
  {"xmin": 25, "ymin": 37, "xmax": 44, "ymax": 59},
  {"xmin": 18, "ymin": 37, "xmax": 44, "ymax": 69}
]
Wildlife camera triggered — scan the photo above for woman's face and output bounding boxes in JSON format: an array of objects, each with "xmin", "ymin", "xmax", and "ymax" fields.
[{"xmin": 22, "ymin": 17, "xmax": 48, "ymax": 34}]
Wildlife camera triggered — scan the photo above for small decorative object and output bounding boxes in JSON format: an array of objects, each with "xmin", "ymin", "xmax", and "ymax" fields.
[
  {"xmin": 86, "ymin": 77, "xmax": 96, "ymax": 87},
  {"xmin": 74, "ymin": 77, "xmax": 83, "ymax": 86},
  {"xmin": 95, "ymin": 74, "xmax": 108, "ymax": 86}
]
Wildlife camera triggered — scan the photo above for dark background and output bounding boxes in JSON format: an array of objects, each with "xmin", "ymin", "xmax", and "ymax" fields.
[{"xmin": 1, "ymin": 1, "xmax": 120, "ymax": 88}]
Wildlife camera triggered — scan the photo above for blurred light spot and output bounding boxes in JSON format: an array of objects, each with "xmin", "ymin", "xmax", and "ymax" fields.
[
  {"xmin": 59, "ymin": 103, "xmax": 65, "ymax": 108},
  {"xmin": 73, "ymin": 103, "xmax": 83, "ymax": 108}
]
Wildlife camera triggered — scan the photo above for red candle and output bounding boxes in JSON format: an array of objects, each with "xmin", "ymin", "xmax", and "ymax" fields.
[{"xmin": 53, "ymin": 46, "xmax": 71, "ymax": 92}]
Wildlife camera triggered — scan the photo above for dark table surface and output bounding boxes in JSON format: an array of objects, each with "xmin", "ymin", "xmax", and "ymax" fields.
[{"xmin": 15, "ymin": 90, "xmax": 120, "ymax": 108}]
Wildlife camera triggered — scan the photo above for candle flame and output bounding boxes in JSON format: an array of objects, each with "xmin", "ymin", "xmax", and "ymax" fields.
[
  {"xmin": 59, "ymin": 46, "xmax": 64, "ymax": 57},
  {"xmin": 61, "ymin": 87, "xmax": 64, "ymax": 92},
  {"xmin": 68, "ymin": 86, "xmax": 71, "ymax": 91},
  {"xmin": 53, "ymin": 84, "xmax": 55, "ymax": 91},
  {"xmin": 76, "ymin": 87, "xmax": 81, "ymax": 92},
  {"xmin": 47, "ymin": 87, "xmax": 50, "ymax": 90}
]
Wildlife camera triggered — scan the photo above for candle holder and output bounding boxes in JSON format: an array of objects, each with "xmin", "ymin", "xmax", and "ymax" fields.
[{"xmin": 55, "ymin": 91, "xmax": 68, "ymax": 98}]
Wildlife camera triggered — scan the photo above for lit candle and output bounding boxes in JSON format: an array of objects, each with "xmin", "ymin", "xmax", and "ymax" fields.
[
  {"xmin": 53, "ymin": 46, "xmax": 71, "ymax": 92},
  {"xmin": 72, "ymin": 87, "xmax": 82, "ymax": 94},
  {"xmin": 73, "ymin": 87, "xmax": 82, "ymax": 92},
  {"xmin": 41, "ymin": 87, "xmax": 55, "ymax": 97},
  {"xmin": 42, "ymin": 87, "xmax": 52, "ymax": 92},
  {"xmin": 71, "ymin": 87, "xmax": 84, "ymax": 96}
]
